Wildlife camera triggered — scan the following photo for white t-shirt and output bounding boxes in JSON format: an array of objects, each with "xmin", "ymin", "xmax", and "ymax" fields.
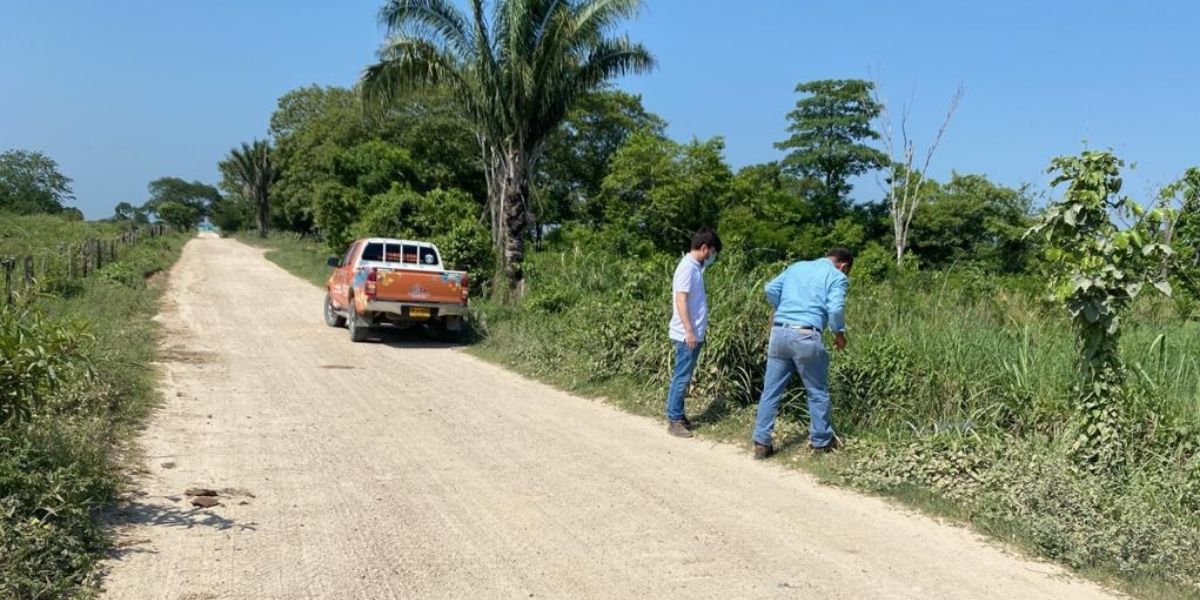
[{"xmin": 669, "ymin": 254, "xmax": 707, "ymax": 342}]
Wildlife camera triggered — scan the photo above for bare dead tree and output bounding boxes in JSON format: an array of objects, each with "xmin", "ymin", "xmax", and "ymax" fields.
[{"xmin": 873, "ymin": 80, "xmax": 965, "ymax": 266}]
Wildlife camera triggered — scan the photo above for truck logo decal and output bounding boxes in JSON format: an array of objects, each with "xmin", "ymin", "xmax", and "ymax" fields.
[{"xmin": 409, "ymin": 283, "xmax": 430, "ymax": 299}]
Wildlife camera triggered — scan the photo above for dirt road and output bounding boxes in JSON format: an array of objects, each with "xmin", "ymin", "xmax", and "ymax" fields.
[{"xmin": 100, "ymin": 237, "xmax": 1118, "ymax": 599}]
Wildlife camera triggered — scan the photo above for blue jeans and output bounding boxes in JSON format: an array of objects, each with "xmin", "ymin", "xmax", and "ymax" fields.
[
  {"xmin": 753, "ymin": 327, "xmax": 834, "ymax": 447},
  {"xmin": 666, "ymin": 340, "xmax": 703, "ymax": 422}
]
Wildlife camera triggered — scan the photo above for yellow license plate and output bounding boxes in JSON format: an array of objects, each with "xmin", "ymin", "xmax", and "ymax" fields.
[{"xmin": 409, "ymin": 307, "xmax": 431, "ymax": 319}]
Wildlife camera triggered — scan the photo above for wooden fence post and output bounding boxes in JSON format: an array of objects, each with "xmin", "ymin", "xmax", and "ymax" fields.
[
  {"xmin": 23, "ymin": 255, "xmax": 33, "ymax": 285},
  {"xmin": 3, "ymin": 258, "xmax": 13, "ymax": 306}
]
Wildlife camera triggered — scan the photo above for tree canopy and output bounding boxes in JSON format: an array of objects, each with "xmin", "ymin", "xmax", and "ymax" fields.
[
  {"xmin": 775, "ymin": 79, "xmax": 888, "ymax": 208},
  {"xmin": 0, "ymin": 149, "xmax": 74, "ymax": 215}
]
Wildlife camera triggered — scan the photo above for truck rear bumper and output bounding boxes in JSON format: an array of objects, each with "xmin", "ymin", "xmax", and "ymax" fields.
[{"xmin": 364, "ymin": 299, "xmax": 468, "ymax": 318}]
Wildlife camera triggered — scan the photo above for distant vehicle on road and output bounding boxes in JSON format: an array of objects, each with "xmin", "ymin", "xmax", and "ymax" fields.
[{"xmin": 323, "ymin": 238, "xmax": 469, "ymax": 342}]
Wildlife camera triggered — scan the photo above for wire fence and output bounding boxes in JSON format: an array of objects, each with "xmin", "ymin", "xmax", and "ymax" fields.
[{"xmin": 1, "ymin": 223, "xmax": 169, "ymax": 307}]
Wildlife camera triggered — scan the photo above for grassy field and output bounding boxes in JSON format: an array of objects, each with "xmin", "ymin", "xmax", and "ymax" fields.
[
  {"xmin": 0, "ymin": 213, "xmax": 187, "ymax": 598},
  {"xmin": 234, "ymin": 231, "xmax": 1200, "ymax": 599}
]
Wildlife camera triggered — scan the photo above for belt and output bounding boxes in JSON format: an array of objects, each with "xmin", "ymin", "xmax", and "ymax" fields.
[{"xmin": 773, "ymin": 322, "xmax": 817, "ymax": 331}]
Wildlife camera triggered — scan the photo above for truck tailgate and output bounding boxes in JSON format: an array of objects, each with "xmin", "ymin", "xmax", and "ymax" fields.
[{"xmin": 373, "ymin": 269, "xmax": 464, "ymax": 305}]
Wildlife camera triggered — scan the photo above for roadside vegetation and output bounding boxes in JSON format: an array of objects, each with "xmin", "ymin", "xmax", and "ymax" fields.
[{"xmin": 0, "ymin": 213, "xmax": 186, "ymax": 598}]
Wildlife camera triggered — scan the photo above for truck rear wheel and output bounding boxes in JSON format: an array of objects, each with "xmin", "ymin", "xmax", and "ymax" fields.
[
  {"xmin": 348, "ymin": 298, "xmax": 371, "ymax": 343},
  {"xmin": 324, "ymin": 292, "xmax": 346, "ymax": 328},
  {"xmin": 431, "ymin": 317, "xmax": 464, "ymax": 343}
]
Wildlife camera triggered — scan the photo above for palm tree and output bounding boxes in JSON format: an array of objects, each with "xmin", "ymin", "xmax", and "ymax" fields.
[
  {"xmin": 361, "ymin": 0, "xmax": 654, "ymax": 295},
  {"xmin": 225, "ymin": 140, "xmax": 277, "ymax": 237}
]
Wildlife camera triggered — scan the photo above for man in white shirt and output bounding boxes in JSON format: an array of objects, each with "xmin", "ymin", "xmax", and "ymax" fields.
[{"xmin": 666, "ymin": 229, "xmax": 721, "ymax": 438}]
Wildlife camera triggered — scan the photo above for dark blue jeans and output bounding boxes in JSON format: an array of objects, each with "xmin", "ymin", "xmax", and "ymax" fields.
[
  {"xmin": 753, "ymin": 327, "xmax": 834, "ymax": 447},
  {"xmin": 665, "ymin": 340, "xmax": 703, "ymax": 422}
]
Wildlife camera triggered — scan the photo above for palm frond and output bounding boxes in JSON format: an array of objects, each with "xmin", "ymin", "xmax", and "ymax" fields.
[
  {"xmin": 573, "ymin": 0, "xmax": 644, "ymax": 41},
  {"xmin": 378, "ymin": 0, "xmax": 474, "ymax": 56},
  {"xmin": 362, "ymin": 36, "xmax": 473, "ymax": 109}
]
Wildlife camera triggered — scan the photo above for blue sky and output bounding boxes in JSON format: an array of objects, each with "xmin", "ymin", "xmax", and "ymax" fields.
[{"xmin": 2, "ymin": 0, "xmax": 1197, "ymax": 219}]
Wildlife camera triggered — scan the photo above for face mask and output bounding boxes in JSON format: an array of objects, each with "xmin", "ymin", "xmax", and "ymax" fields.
[{"xmin": 703, "ymin": 252, "xmax": 717, "ymax": 268}]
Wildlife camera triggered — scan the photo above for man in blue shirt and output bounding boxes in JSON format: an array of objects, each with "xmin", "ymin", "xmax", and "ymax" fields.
[{"xmin": 751, "ymin": 247, "xmax": 852, "ymax": 459}]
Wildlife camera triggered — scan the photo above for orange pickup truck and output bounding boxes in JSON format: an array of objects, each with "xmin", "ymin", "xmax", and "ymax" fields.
[{"xmin": 323, "ymin": 238, "xmax": 469, "ymax": 342}]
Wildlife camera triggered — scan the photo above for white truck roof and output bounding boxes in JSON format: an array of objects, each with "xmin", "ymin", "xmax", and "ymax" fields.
[
  {"xmin": 363, "ymin": 238, "xmax": 437, "ymax": 248},
  {"xmin": 357, "ymin": 238, "xmax": 444, "ymax": 270}
]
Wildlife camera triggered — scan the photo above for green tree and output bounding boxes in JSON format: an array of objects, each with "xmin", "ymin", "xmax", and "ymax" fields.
[
  {"xmin": 142, "ymin": 177, "xmax": 219, "ymax": 221},
  {"xmin": 270, "ymin": 86, "xmax": 369, "ymax": 231},
  {"xmin": 352, "ymin": 186, "xmax": 493, "ymax": 277},
  {"xmin": 372, "ymin": 88, "xmax": 485, "ymax": 200},
  {"xmin": 909, "ymin": 173, "xmax": 1034, "ymax": 271},
  {"xmin": 0, "ymin": 149, "xmax": 74, "ymax": 214},
  {"xmin": 599, "ymin": 132, "xmax": 731, "ymax": 251},
  {"xmin": 774, "ymin": 80, "xmax": 888, "ymax": 219},
  {"xmin": 208, "ymin": 195, "xmax": 252, "ymax": 232},
  {"xmin": 1028, "ymin": 150, "xmax": 1173, "ymax": 471},
  {"xmin": 536, "ymin": 88, "xmax": 666, "ymax": 227},
  {"xmin": 267, "ymin": 85, "xmax": 483, "ymax": 233},
  {"xmin": 718, "ymin": 163, "xmax": 803, "ymax": 260},
  {"xmin": 156, "ymin": 201, "xmax": 201, "ymax": 231},
  {"xmin": 221, "ymin": 140, "xmax": 277, "ymax": 237},
  {"xmin": 112, "ymin": 201, "xmax": 137, "ymax": 221},
  {"xmin": 361, "ymin": 0, "xmax": 655, "ymax": 295},
  {"xmin": 310, "ymin": 140, "xmax": 426, "ymax": 248}
]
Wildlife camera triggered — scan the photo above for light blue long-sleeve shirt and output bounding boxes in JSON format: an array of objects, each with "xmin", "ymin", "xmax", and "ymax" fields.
[{"xmin": 764, "ymin": 258, "xmax": 849, "ymax": 332}]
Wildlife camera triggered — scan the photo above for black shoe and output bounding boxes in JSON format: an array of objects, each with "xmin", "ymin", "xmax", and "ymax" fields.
[
  {"xmin": 681, "ymin": 416, "xmax": 694, "ymax": 431},
  {"xmin": 753, "ymin": 442, "xmax": 774, "ymax": 460},
  {"xmin": 667, "ymin": 421, "xmax": 693, "ymax": 438}
]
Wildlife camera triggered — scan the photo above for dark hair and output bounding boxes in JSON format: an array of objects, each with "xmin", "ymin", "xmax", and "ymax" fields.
[
  {"xmin": 826, "ymin": 247, "xmax": 854, "ymax": 266},
  {"xmin": 690, "ymin": 229, "xmax": 722, "ymax": 252}
]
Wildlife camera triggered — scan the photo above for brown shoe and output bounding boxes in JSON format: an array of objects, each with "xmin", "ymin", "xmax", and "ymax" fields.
[
  {"xmin": 753, "ymin": 442, "xmax": 774, "ymax": 460},
  {"xmin": 808, "ymin": 435, "xmax": 842, "ymax": 454},
  {"xmin": 667, "ymin": 421, "xmax": 693, "ymax": 438}
]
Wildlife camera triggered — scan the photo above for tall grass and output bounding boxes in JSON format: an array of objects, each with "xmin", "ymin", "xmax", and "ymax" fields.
[{"xmin": 0, "ymin": 214, "xmax": 186, "ymax": 598}]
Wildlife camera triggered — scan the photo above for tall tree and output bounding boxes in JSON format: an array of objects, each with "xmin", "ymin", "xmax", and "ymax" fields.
[
  {"xmin": 536, "ymin": 88, "xmax": 666, "ymax": 227},
  {"xmin": 361, "ymin": 0, "xmax": 655, "ymax": 296},
  {"xmin": 775, "ymin": 79, "xmax": 888, "ymax": 219},
  {"xmin": 142, "ymin": 177, "xmax": 220, "ymax": 221},
  {"xmin": 598, "ymin": 132, "xmax": 732, "ymax": 251},
  {"xmin": 221, "ymin": 140, "xmax": 278, "ymax": 237},
  {"xmin": 0, "ymin": 149, "xmax": 74, "ymax": 214},
  {"xmin": 269, "ymin": 86, "xmax": 370, "ymax": 231},
  {"xmin": 873, "ymin": 81, "xmax": 964, "ymax": 265},
  {"xmin": 156, "ymin": 201, "xmax": 201, "ymax": 231},
  {"xmin": 112, "ymin": 201, "xmax": 137, "ymax": 221}
]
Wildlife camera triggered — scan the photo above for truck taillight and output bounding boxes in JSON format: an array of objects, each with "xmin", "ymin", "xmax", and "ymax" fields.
[
  {"xmin": 461, "ymin": 274, "xmax": 469, "ymax": 303},
  {"xmin": 366, "ymin": 268, "xmax": 378, "ymax": 299}
]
